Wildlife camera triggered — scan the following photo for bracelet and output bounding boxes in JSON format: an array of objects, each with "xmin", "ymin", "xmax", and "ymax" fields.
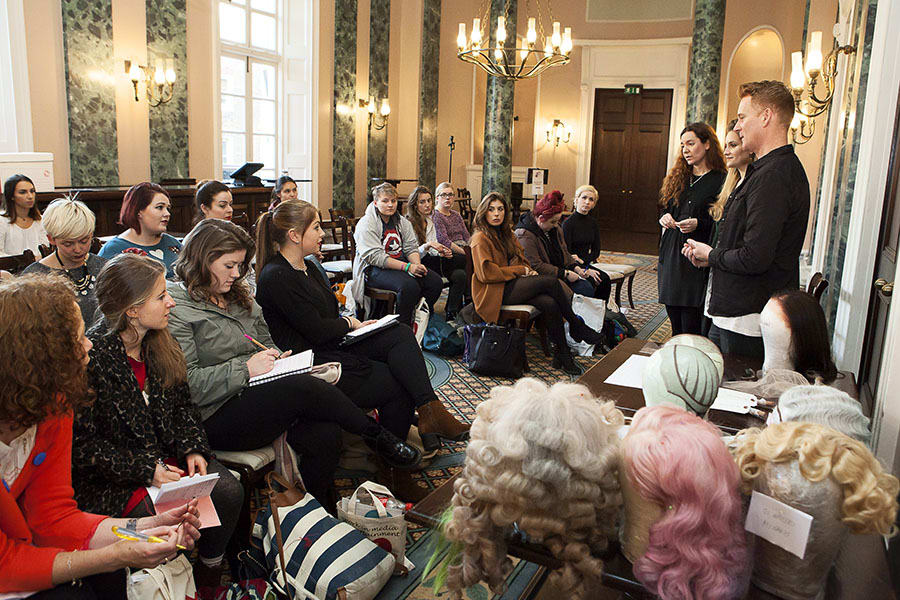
[
  {"xmin": 67, "ymin": 549, "xmax": 81, "ymax": 586},
  {"xmin": 404, "ymin": 262, "xmax": 410, "ymax": 273}
]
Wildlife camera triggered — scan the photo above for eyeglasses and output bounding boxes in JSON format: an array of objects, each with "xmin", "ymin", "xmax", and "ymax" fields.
[{"xmin": 436, "ymin": 192, "xmax": 454, "ymax": 198}]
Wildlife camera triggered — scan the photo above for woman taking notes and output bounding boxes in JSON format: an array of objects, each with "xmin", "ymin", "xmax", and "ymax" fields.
[
  {"xmin": 71, "ymin": 254, "xmax": 243, "ymax": 587},
  {"xmin": 167, "ymin": 219, "xmax": 420, "ymax": 509},
  {"xmin": 0, "ymin": 274, "xmax": 199, "ymax": 598}
]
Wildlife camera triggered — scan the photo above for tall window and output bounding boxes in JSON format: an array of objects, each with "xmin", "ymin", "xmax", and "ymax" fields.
[{"xmin": 218, "ymin": 0, "xmax": 279, "ymax": 180}]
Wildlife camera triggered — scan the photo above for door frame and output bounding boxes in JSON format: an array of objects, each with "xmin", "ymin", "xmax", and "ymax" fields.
[{"xmin": 575, "ymin": 38, "xmax": 691, "ymax": 188}]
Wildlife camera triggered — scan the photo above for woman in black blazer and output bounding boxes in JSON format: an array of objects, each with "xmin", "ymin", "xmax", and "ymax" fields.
[
  {"xmin": 254, "ymin": 202, "xmax": 471, "ymax": 470},
  {"xmin": 71, "ymin": 253, "xmax": 244, "ymax": 587}
]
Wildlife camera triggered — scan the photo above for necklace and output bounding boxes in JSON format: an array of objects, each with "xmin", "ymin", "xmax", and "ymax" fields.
[
  {"xmin": 55, "ymin": 249, "xmax": 93, "ymax": 296},
  {"xmin": 689, "ymin": 171, "xmax": 710, "ymax": 187}
]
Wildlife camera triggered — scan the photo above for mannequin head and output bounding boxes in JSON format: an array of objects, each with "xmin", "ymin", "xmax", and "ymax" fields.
[
  {"xmin": 768, "ymin": 385, "xmax": 870, "ymax": 443},
  {"xmin": 621, "ymin": 405, "xmax": 749, "ymax": 600},
  {"xmin": 761, "ymin": 291, "xmax": 837, "ymax": 382},
  {"xmin": 642, "ymin": 336, "xmax": 723, "ymax": 416},
  {"xmin": 732, "ymin": 422, "xmax": 898, "ymax": 599},
  {"xmin": 443, "ymin": 379, "xmax": 624, "ymax": 598}
]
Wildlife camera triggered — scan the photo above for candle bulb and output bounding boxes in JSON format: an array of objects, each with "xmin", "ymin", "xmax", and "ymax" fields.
[
  {"xmin": 153, "ymin": 59, "xmax": 165, "ymax": 85},
  {"xmin": 551, "ymin": 21, "xmax": 561, "ymax": 47},
  {"xmin": 458, "ymin": 23, "xmax": 467, "ymax": 49},
  {"xmin": 496, "ymin": 16, "xmax": 506, "ymax": 43},
  {"xmin": 472, "ymin": 18, "xmax": 482, "ymax": 45},
  {"xmin": 379, "ymin": 99, "xmax": 390, "ymax": 116},
  {"xmin": 526, "ymin": 17, "xmax": 536, "ymax": 44},
  {"xmin": 520, "ymin": 37, "xmax": 528, "ymax": 61},
  {"xmin": 561, "ymin": 27, "xmax": 572, "ymax": 54},
  {"xmin": 165, "ymin": 58, "xmax": 176, "ymax": 84},
  {"xmin": 790, "ymin": 51, "xmax": 805, "ymax": 89},
  {"xmin": 791, "ymin": 113, "xmax": 801, "ymax": 131},
  {"xmin": 806, "ymin": 30, "xmax": 823, "ymax": 75},
  {"xmin": 544, "ymin": 38, "xmax": 552, "ymax": 57}
]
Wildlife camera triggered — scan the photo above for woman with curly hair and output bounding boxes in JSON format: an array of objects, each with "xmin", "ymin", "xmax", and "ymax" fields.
[
  {"xmin": 0, "ymin": 274, "xmax": 200, "ymax": 598},
  {"xmin": 71, "ymin": 254, "xmax": 244, "ymax": 587},
  {"xmin": 657, "ymin": 123, "xmax": 726, "ymax": 336},
  {"xmin": 439, "ymin": 378, "xmax": 624, "ymax": 598},
  {"xmin": 470, "ymin": 192, "xmax": 604, "ymax": 375},
  {"xmin": 167, "ymin": 219, "xmax": 420, "ymax": 509}
]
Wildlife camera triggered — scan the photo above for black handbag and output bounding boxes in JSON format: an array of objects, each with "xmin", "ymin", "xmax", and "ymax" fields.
[{"xmin": 463, "ymin": 323, "xmax": 527, "ymax": 378}]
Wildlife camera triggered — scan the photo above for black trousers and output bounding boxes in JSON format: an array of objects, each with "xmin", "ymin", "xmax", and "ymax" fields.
[
  {"xmin": 366, "ymin": 265, "xmax": 444, "ymax": 324},
  {"xmin": 203, "ymin": 375, "xmax": 380, "ymax": 506},
  {"xmin": 708, "ymin": 323, "xmax": 765, "ymax": 359},
  {"xmin": 422, "ymin": 253, "xmax": 469, "ymax": 314},
  {"xmin": 501, "ymin": 275, "xmax": 584, "ymax": 348},
  {"xmin": 123, "ymin": 458, "xmax": 243, "ymax": 561},
  {"xmin": 665, "ymin": 305, "xmax": 703, "ymax": 336},
  {"xmin": 31, "ymin": 570, "xmax": 127, "ymax": 600}
]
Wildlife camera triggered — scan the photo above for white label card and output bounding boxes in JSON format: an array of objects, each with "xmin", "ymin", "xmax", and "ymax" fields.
[{"xmin": 745, "ymin": 490, "xmax": 813, "ymax": 559}]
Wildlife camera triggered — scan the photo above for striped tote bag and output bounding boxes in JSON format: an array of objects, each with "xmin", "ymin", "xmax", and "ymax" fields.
[{"xmin": 250, "ymin": 473, "xmax": 395, "ymax": 600}]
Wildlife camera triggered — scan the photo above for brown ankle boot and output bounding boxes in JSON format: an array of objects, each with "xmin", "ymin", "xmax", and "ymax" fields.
[
  {"xmin": 376, "ymin": 460, "xmax": 431, "ymax": 504},
  {"xmin": 417, "ymin": 399, "xmax": 471, "ymax": 443}
]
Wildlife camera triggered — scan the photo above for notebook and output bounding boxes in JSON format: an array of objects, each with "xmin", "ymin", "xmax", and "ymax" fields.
[
  {"xmin": 248, "ymin": 349, "xmax": 314, "ymax": 386},
  {"xmin": 147, "ymin": 472, "xmax": 221, "ymax": 529},
  {"xmin": 340, "ymin": 314, "xmax": 400, "ymax": 346}
]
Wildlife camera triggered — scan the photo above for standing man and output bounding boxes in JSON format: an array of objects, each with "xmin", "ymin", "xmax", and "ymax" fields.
[{"xmin": 683, "ymin": 80, "xmax": 810, "ymax": 358}]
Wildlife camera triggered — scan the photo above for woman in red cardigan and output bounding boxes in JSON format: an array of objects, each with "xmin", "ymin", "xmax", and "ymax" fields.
[{"xmin": 0, "ymin": 274, "xmax": 200, "ymax": 598}]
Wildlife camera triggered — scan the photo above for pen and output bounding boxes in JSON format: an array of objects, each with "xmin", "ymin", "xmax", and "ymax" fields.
[
  {"xmin": 157, "ymin": 458, "xmax": 172, "ymax": 472},
  {"xmin": 244, "ymin": 334, "xmax": 269, "ymax": 351},
  {"xmin": 112, "ymin": 526, "xmax": 187, "ymax": 551}
]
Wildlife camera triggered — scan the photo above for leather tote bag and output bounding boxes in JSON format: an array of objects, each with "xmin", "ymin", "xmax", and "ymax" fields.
[{"xmin": 463, "ymin": 324, "xmax": 527, "ymax": 378}]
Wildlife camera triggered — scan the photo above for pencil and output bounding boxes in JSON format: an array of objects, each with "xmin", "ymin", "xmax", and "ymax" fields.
[
  {"xmin": 244, "ymin": 334, "xmax": 268, "ymax": 351},
  {"xmin": 112, "ymin": 526, "xmax": 187, "ymax": 551}
]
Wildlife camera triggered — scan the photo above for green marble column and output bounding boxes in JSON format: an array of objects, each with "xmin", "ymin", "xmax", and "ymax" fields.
[
  {"xmin": 333, "ymin": 0, "xmax": 358, "ymax": 210},
  {"xmin": 61, "ymin": 0, "xmax": 119, "ymax": 186},
  {"xmin": 147, "ymin": 0, "xmax": 188, "ymax": 181},
  {"xmin": 480, "ymin": 0, "xmax": 517, "ymax": 202},
  {"xmin": 685, "ymin": 0, "xmax": 725, "ymax": 126},
  {"xmin": 418, "ymin": 0, "xmax": 441, "ymax": 191},
  {"xmin": 366, "ymin": 0, "xmax": 390, "ymax": 184}
]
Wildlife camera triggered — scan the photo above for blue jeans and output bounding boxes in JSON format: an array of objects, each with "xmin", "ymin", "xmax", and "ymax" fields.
[
  {"xmin": 568, "ymin": 267, "xmax": 611, "ymax": 302},
  {"xmin": 366, "ymin": 265, "xmax": 444, "ymax": 324}
]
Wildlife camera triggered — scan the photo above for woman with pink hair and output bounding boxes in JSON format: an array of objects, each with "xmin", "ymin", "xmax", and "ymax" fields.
[{"xmin": 620, "ymin": 405, "xmax": 750, "ymax": 600}]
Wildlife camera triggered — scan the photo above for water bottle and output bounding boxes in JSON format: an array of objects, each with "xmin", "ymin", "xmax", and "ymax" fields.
[{"xmin": 353, "ymin": 493, "xmax": 412, "ymax": 516}]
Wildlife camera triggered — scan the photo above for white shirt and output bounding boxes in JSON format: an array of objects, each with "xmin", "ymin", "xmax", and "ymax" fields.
[
  {"xmin": 0, "ymin": 218, "xmax": 48, "ymax": 257},
  {"xmin": 418, "ymin": 216, "xmax": 440, "ymax": 257},
  {"xmin": 0, "ymin": 425, "xmax": 37, "ymax": 488}
]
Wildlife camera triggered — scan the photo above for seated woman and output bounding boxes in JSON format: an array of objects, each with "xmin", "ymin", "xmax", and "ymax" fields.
[
  {"xmin": 168, "ymin": 219, "xmax": 420, "ymax": 508},
  {"xmin": 98, "ymin": 182, "xmax": 182, "ymax": 278},
  {"xmin": 269, "ymin": 175, "xmax": 299, "ymax": 210},
  {"xmin": 515, "ymin": 191, "xmax": 610, "ymax": 302},
  {"xmin": 256, "ymin": 202, "xmax": 469, "ymax": 455},
  {"xmin": 432, "ymin": 182, "xmax": 471, "ymax": 254},
  {"xmin": 351, "ymin": 182, "xmax": 444, "ymax": 325},
  {"xmin": 0, "ymin": 174, "xmax": 48, "ymax": 257},
  {"xmin": 71, "ymin": 254, "xmax": 244, "ymax": 587},
  {"xmin": 404, "ymin": 185, "xmax": 468, "ymax": 321},
  {"xmin": 0, "ymin": 274, "xmax": 199, "ymax": 598},
  {"xmin": 470, "ymin": 192, "xmax": 605, "ymax": 375},
  {"xmin": 760, "ymin": 289, "xmax": 837, "ymax": 383},
  {"xmin": 560, "ymin": 185, "xmax": 612, "ymax": 301},
  {"xmin": 193, "ymin": 180, "xmax": 234, "ymax": 224},
  {"xmin": 23, "ymin": 197, "xmax": 106, "ymax": 326}
]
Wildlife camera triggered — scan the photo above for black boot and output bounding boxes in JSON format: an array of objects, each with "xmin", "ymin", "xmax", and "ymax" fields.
[
  {"xmin": 568, "ymin": 316, "xmax": 604, "ymax": 346},
  {"xmin": 552, "ymin": 344, "xmax": 584, "ymax": 376},
  {"xmin": 363, "ymin": 427, "xmax": 422, "ymax": 471}
]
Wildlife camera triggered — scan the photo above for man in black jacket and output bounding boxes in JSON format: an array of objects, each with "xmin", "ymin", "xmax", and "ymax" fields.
[{"xmin": 683, "ymin": 80, "xmax": 810, "ymax": 358}]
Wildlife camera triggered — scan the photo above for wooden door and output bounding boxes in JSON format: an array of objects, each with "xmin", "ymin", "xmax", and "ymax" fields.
[
  {"xmin": 589, "ymin": 88, "xmax": 673, "ymax": 255},
  {"xmin": 859, "ymin": 88, "xmax": 900, "ymax": 419}
]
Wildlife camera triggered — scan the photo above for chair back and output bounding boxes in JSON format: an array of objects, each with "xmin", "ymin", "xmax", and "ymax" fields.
[
  {"xmin": 0, "ymin": 249, "xmax": 36, "ymax": 274},
  {"xmin": 320, "ymin": 220, "xmax": 351, "ymax": 260},
  {"xmin": 38, "ymin": 244, "xmax": 53, "ymax": 258},
  {"xmin": 807, "ymin": 272, "xmax": 829, "ymax": 302},
  {"xmin": 329, "ymin": 207, "xmax": 355, "ymax": 221},
  {"xmin": 457, "ymin": 188, "xmax": 474, "ymax": 227}
]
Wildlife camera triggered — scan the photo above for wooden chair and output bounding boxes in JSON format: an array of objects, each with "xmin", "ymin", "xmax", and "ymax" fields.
[
  {"xmin": 457, "ymin": 188, "xmax": 474, "ymax": 227},
  {"xmin": 592, "ymin": 262, "xmax": 637, "ymax": 309},
  {"xmin": 232, "ymin": 211, "xmax": 251, "ymax": 232},
  {"xmin": 0, "ymin": 249, "xmax": 36, "ymax": 274},
  {"xmin": 214, "ymin": 446, "xmax": 275, "ymax": 551},
  {"xmin": 38, "ymin": 244, "xmax": 52, "ymax": 258},
  {"xmin": 464, "ymin": 246, "xmax": 551, "ymax": 357},
  {"xmin": 320, "ymin": 220, "xmax": 353, "ymax": 284},
  {"xmin": 364, "ymin": 286, "xmax": 398, "ymax": 319},
  {"xmin": 329, "ymin": 207, "xmax": 355, "ymax": 221},
  {"xmin": 807, "ymin": 272, "xmax": 829, "ymax": 302}
]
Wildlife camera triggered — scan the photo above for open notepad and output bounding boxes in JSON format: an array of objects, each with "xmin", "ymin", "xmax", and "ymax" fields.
[
  {"xmin": 147, "ymin": 472, "xmax": 221, "ymax": 528},
  {"xmin": 248, "ymin": 349, "xmax": 314, "ymax": 386},
  {"xmin": 340, "ymin": 314, "xmax": 399, "ymax": 346}
]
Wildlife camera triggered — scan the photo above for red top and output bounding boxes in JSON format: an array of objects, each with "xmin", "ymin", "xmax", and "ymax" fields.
[
  {"xmin": 127, "ymin": 356, "xmax": 147, "ymax": 391},
  {"xmin": 0, "ymin": 414, "xmax": 106, "ymax": 592}
]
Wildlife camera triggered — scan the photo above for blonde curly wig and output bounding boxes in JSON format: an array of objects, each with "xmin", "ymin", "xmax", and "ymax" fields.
[
  {"xmin": 732, "ymin": 421, "xmax": 898, "ymax": 535},
  {"xmin": 442, "ymin": 378, "xmax": 625, "ymax": 598}
]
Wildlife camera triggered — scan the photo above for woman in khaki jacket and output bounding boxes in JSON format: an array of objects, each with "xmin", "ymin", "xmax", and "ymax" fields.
[{"xmin": 469, "ymin": 192, "xmax": 604, "ymax": 375}]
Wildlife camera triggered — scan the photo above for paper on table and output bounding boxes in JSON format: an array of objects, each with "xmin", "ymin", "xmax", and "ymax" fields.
[
  {"xmin": 745, "ymin": 490, "xmax": 813, "ymax": 559},
  {"xmin": 147, "ymin": 473, "xmax": 221, "ymax": 529},
  {"xmin": 345, "ymin": 314, "xmax": 399, "ymax": 338},
  {"xmin": 710, "ymin": 388, "xmax": 757, "ymax": 414},
  {"xmin": 603, "ymin": 354, "xmax": 651, "ymax": 389}
]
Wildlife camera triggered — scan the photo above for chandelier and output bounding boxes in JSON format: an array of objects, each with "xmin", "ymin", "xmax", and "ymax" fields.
[
  {"xmin": 456, "ymin": 0, "xmax": 572, "ymax": 80},
  {"xmin": 124, "ymin": 58, "xmax": 177, "ymax": 107}
]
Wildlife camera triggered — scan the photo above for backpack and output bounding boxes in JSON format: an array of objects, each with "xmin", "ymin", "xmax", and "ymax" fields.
[{"xmin": 422, "ymin": 314, "xmax": 465, "ymax": 356}]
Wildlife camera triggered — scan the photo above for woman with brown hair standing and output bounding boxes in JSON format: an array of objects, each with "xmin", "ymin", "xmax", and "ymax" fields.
[{"xmin": 657, "ymin": 122, "xmax": 726, "ymax": 335}]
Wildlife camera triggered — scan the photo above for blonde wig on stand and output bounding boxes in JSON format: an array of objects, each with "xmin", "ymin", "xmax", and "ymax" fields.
[{"xmin": 442, "ymin": 379, "xmax": 624, "ymax": 598}]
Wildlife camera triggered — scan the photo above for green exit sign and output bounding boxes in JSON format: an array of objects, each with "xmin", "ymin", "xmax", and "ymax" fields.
[{"xmin": 624, "ymin": 83, "xmax": 643, "ymax": 95}]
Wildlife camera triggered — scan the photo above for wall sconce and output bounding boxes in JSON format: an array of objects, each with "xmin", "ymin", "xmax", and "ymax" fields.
[
  {"xmin": 359, "ymin": 96, "xmax": 390, "ymax": 130},
  {"xmin": 124, "ymin": 58, "xmax": 176, "ymax": 107},
  {"xmin": 788, "ymin": 30, "xmax": 856, "ymax": 142},
  {"xmin": 546, "ymin": 119, "xmax": 571, "ymax": 147}
]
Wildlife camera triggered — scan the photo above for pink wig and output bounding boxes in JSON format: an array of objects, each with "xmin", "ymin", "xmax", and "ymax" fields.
[{"xmin": 622, "ymin": 405, "xmax": 749, "ymax": 600}]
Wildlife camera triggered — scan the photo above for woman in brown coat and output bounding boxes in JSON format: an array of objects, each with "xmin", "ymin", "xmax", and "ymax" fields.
[{"xmin": 470, "ymin": 192, "xmax": 604, "ymax": 375}]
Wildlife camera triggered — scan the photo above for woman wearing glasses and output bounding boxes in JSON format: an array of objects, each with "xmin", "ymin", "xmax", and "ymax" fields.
[{"xmin": 432, "ymin": 182, "xmax": 470, "ymax": 258}]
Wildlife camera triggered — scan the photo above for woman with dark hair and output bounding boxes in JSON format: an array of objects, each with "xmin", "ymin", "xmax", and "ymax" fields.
[
  {"xmin": 0, "ymin": 274, "xmax": 200, "ymax": 598},
  {"xmin": 167, "ymin": 219, "xmax": 420, "ymax": 508},
  {"xmin": 470, "ymin": 192, "xmax": 604, "ymax": 375},
  {"xmin": 405, "ymin": 185, "xmax": 468, "ymax": 320},
  {"xmin": 97, "ymin": 182, "xmax": 182, "ymax": 278},
  {"xmin": 194, "ymin": 180, "xmax": 233, "ymax": 224},
  {"xmin": 269, "ymin": 175, "xmax": 299, "ymax": 210},
  {"xmin": 255, "ymin": 201, "xmax": 469, "ymax": 481},
  {"xmin": 657, "ymin": 122, "xmax": 726, "ymax": 336},
  {"xmin": 0, "ymin": 174, "xmax": 48, "ymax": 256},
  {"xmin": 515, "ymin": 190, "xmax": 610, "ymax": 302},
  {"xmin": 72, "ymin": 254, "xmax": 244, "ymax": 587},
  {"xmin": 761, "ymin": 289, "xmax": 837, "ymax": 383}
]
